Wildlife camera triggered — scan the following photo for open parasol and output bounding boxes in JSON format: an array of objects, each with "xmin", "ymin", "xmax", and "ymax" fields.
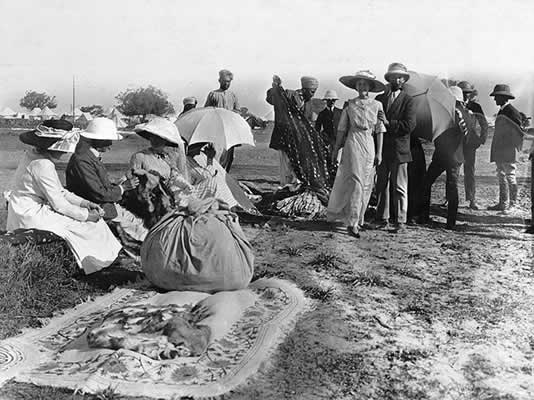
[
  {"xmin": 175, "ymin": 107, "xmax": 255, "ymax": 150},
  {"xmin": 404, "ymin": 71, "xmax": 456, "ymax": 141}
]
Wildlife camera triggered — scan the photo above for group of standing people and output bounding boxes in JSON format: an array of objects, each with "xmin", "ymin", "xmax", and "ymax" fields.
[{"xmin": 267, "ymin": 62, "xmax": 528, "ymax": 237}]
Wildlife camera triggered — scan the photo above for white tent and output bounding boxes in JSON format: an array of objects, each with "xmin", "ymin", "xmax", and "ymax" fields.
[
  {"xmin": 41, "ymin": 106, "xmax": 57, "ymax": 118},
  {"xmin": 74, "ymin": 108, "xmax": 83, "ymax": 117},
  {"xmin": 108, "ymin": 107, "xmax": 127, "ymax": 128},
  {"xmin": 29, "ymin": 107, "xmax": 42, "ymax": 119},
  {"xmin": 0, "ymin": 107, "xmax": 16, "ymax": 117},
  {"xmin": 81, "ymin": 112, "xmax": 93, "ymax": 121},
  {"xmin": 15, "ymin": 112, "xmax": 27, "ymax": 119}
]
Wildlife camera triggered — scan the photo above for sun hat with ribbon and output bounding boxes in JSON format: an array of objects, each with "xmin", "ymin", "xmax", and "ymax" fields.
[
  {"xmin": 134, "ymin": 116, "xmax": 183, "ymax": 146},
  {"xmin": 322, "ymin": 89, "xmax": 339, "ymax": 100},
  {"xmin": 80, "ymin": 117, "xmax": 123, "ymax": 141},
  {"xmin": 449, "ymin": 86, "xmax": 464, "ymax": 102},
  {"xmin": 490, "ymin": 84, "xmax": 515, "ymax": 99},
  {"xmin": 339, "ymin": 70, "xmax": 386, "ymax": 93},
  {"xmin": 384, "ymin": 62, "xmax": 410, "ymax": 82},
  {"xmin": 19, "ymin": 119, "xmax": 80, "ymax": 152}
]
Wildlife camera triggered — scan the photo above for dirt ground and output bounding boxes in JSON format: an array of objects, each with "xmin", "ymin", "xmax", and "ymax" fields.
[{"xmin": 1, "ymin": 125, "xmax": 534, "ymax": 399}]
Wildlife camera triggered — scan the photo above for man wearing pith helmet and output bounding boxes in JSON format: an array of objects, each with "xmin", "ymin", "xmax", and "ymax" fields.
[
  {"xmin": 374, "ymin": 62, "xmax": 417, "ymax": 233},
  {"xmin": 457, "ymin": 80, "xmax": 488, "ymax": 210},
  {"xmin": 488, "ymin": 83, "xmax": 524, "ymax": 214}
]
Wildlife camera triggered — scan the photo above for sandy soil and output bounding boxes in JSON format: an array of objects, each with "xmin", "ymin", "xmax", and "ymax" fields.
[{"xmin": 1, "ymin": 125, "xmax": 534, "ymax": 399}]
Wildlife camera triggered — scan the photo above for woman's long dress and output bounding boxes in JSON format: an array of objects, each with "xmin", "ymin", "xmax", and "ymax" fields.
[
  {"xmin": 327, "ymin": 98, "xmax": 386, "ymax": 227},
  {"xmin": 6, "ymin": 150, "xmax": 122, "ymax": 274}
]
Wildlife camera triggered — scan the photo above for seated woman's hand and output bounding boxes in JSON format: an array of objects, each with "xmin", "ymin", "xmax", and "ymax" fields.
[
  {"xmin": 121, "ymin": 176, "xmax": 140, "ymax": 192},
  {"xmin": 202, "ymin": 143, "xmax": 216, "ymax": 161},
  {"xmin": 86, "ymin": 209, "xmax": 101, "ymax": 222}
]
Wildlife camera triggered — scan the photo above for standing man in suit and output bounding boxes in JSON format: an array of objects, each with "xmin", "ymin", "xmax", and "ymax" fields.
[
  {"xmin": 457, "ymin": 81, "xmax": 489, "ymax": 210},
  {"xmin": 374, "ymin": 63, "xmax": 417, "ymax": 232},
  {"xmin": 419, "ymin": 87, "xmax": 472, "ymax": 229},
  {"xmin": 205, "ymin": 69, "xmax": 240, "ymax": 172},
  {"xmin": 315, "ymin": 89, "xmax": 342, "ymax": 154},
  {"xmin": 488, "ymin": 84, "xmax": 524, "ymax": 213},
  {"xmin": 180, "ymin": 97, "xmax": 197, "ymax": 116}
]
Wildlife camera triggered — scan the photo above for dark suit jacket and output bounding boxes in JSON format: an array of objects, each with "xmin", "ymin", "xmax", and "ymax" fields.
[
  {"xmin": 490, "ymin": 103, "xmax": 524, "ymax": 163},
  {"xmin": 498, "ymin": 103, "xmax": 522, "ymax": 126},
  {"xmin": 315, "ymin": 107, "xmax": 342, "ymax": 146},
  {"xmin": 464, "ymin": 101, "xmax": 489, "ymax": 147},
  {"xmin": 375, "ymin": 88, "xmax": 417, "ymax": 163},
  {"xmin": 433, "ymin": 103, "xmax": 471, "ymax": 166},
  {"xmin": 66, "ymin": 139, "xmax": 122, "ymax": 219}
]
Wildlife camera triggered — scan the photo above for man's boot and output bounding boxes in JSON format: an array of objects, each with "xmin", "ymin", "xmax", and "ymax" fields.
[
  {"xmin": 488, "ymin": 181, "xmax": 508, "ymax": 211},
  {"xmin": 503, "ymin": 184, "xmax": 518, "ymax": 214}
]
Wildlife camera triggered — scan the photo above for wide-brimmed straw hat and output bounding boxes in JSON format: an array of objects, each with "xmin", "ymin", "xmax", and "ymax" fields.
[
  {"xmin": 457, "ymin": 81, "xmax": 475, "ymax": 93},
  {"xmin": 339, "ymin": 70, "xmax": 386, "ymax": 93},
  {"xmin": 490, "ymin": 84, "xmax": 515, "ymax": 99},
  {"xmin": 322, "ymin": 89, "xmax": 339, "ymax": 100},
  {"xmin": 134, "ymin": 116, "xmax": 182, "ymax": 146},
  {"xmin": 19, "ymin": 119, "xmax": 79, "ymax": 153},
  {"xmin": 449, "ymin": 86, "xmax": 464, "ymax": 102},
  {"xmin": 80, "ymin": 117, "xmax": 123, "ymax": 141},
  {"xmin": 384, "ymin": 62, "xmax": 410, "ymax": 82}
]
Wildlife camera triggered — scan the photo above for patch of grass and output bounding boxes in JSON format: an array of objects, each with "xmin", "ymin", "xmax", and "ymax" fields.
[
  {"xmin": 340, "ymin": 271, "xmax": 391, "ymax": 288},
  {"xmin": 279, "ymin": 246, "xmax": 303, "ymax": 257},
  {"xmin": 308, "ymin": 251, "xmax": 345, "ymax": 271},
  {"xmin": 385, "ymin": 348, "xmax": 432, "ymax": 364},
  {"xmin": 0, "ymin": 241, "xmax": 106, "ymax": 339},
  {"xmin": 301, "ymin": 285, "xmax": 335, "ymax": 301}
]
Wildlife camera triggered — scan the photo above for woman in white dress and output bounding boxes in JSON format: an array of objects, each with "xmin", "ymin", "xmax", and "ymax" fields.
[
  {"xmin": 6, "ymin": 120, "xmax": 122, "ymax": 274},
  {"xmin": 327, "ymin": 71, "xmax": 386, "ymax": 238}
]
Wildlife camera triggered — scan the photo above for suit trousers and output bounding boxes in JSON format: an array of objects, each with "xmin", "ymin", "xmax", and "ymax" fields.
[
  {"xmin": 376, "ymin": 159, "xmax": 408, "ymax": 224},
  {"xmin": 496, "ymin": 162, "xmax": 517, "ymax": 186},
  {"xmin": 463, "ymin": 145, "xmax": 477, "ymax": 202},
  {"xmin": 407, "ymin": 140, "xmax": 426, "ymax": 220},
  {"xmin": 421, "ymin": 159, "xmax": 461, "ymax": 226}
]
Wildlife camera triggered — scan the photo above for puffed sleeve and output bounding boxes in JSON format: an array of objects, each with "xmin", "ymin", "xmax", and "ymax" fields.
[
  {"xmin": 32, "ymin": 160, "xmax": 89, "ymax": 221},
  {"xmin": 374, "ymin": 102, "xmax": 387, "ymax": 134}
]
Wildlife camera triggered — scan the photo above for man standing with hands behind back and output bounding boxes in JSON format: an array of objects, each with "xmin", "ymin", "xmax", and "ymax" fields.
[{"xmin": 374, "ymin": 62, "xmax": 417, "ymax": 233}]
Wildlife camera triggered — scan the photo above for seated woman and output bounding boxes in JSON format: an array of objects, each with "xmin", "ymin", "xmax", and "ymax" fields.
[
  {"xmin": 131, "ymin": 117, "xmax": 216, "ymax": 204},
  {"xmin": 65, "ymin": 117, "xmax": 146, "ymax": 244},
  {"xmin": 6, "ymin": 119, "xmax": 121, "ymax": 274}
]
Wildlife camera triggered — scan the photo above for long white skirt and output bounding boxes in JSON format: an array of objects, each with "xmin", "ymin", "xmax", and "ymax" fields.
[{"xmin": 7, "ymin": 202, "xmax": 121, "ymax": 275}]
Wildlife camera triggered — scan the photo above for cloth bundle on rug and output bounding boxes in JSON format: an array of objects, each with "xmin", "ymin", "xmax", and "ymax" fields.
[
  {"xmin": 141, "ymin": 197, "xmax": 254, "ymax": 293},
  {"xmin": 0, "ymin": 279, "xmax": 308, "ymax": 399}
]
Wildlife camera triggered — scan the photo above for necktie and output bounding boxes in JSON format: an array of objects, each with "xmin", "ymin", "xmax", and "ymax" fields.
[
  {"xmin": 387, "ymin": 91, "xmax": 396, "ymax": 111},
  {"xmin": 456, "ymin": 108, "xmax": 469, "ymax": 136}
]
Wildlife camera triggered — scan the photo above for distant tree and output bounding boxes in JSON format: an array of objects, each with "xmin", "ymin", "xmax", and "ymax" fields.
[
  {"xmin": 19, "ymin": 91, "xmax": 57, "ymax": 110},
  {"xmin": 115, "ymin": 86, "xmax": 174, "ymax": 120},
  {"xmin": 80, "ymin": 105, "xmax": 105, "ymax": 117}
]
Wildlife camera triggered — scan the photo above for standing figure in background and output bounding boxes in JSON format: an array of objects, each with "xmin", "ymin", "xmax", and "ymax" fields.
[
  {"xmin": 457, "ymin": 81, "xmax": 489, "ymax": 210},
  {"xmin": 205, "ymin": 69, "xmax": 240, "ymax": 172},
  {"xmin": 315, "ymin": 89, "xmax": 342, "ymax": 155},
  {"xmin": 266, "ymin": 75, "xmax": 320, "ymax": 190},
  {"xmin": 419, "ymin": 86, "xmax": 472, "ymax": 230},
  {"xmin": 327, "ymin": 71, "xmax": 386, "ymax": 238},
  {"xmin": 374, "ymin": 63, "xmax": 417, "ymax": 233},
  {"xmin": 487, "ymin": 84, "xmax": 524, "ymax": 214},
  {"xmin": 180, "ymin": 97, "xmax": 197, "ymax": 116}
]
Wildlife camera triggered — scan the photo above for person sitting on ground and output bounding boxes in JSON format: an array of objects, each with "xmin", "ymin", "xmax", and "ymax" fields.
[
  {"xmin": 65, "ymin": 117, "xmax": 146, "ymax": 243},
  {"xmin": 6, "ymin": 119, "xmax": 122, "ymax": 274},
  {"xmin": 418, "ymin": 86, "xmax": 474, "ymax": 230}
]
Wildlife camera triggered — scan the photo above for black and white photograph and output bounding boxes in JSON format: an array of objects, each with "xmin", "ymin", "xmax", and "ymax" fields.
[{"xmin": 0, "ymin": 0, "xmax": 533, "ymax": 399}]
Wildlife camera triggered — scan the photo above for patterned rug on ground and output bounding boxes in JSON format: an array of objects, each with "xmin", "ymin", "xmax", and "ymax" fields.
[{"xmin": 0, "ymin": 278, "xmax": 308, "ymax": 399}]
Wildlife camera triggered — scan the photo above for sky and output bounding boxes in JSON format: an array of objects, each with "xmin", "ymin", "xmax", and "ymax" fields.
[{"xmin": 1, "ymin": 0, "xmax": 534, "ymax": 118}]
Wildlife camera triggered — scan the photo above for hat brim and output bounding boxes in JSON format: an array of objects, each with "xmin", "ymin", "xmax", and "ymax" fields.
[
  {"xmin": 134, "ymin": 129, "xmax": 179, "ymax": 146},
  {"xmin": 461, "ymin": 88, "xmax": 475, "ymax": 93},
  {"xmin": 339, "ymin": 76, "xmax": 386, "ymax": 93},
  {"xmin": 80, "ymin": 131, "xmax": 123, "ymax": 141},
  {"xmin": 19, "ymin": 130, "xmax": 59, "ymax": 149},
  {"xmin": 322, "ymin": 97, "xmax": 339, "ymax": 100},
  {"xmin": 384, "ymin": 71, "xmax": 411, "ymax": 82},
  {"xmin": 490, "ymin": 91, "xmax": 515, "ymax": 99}
]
